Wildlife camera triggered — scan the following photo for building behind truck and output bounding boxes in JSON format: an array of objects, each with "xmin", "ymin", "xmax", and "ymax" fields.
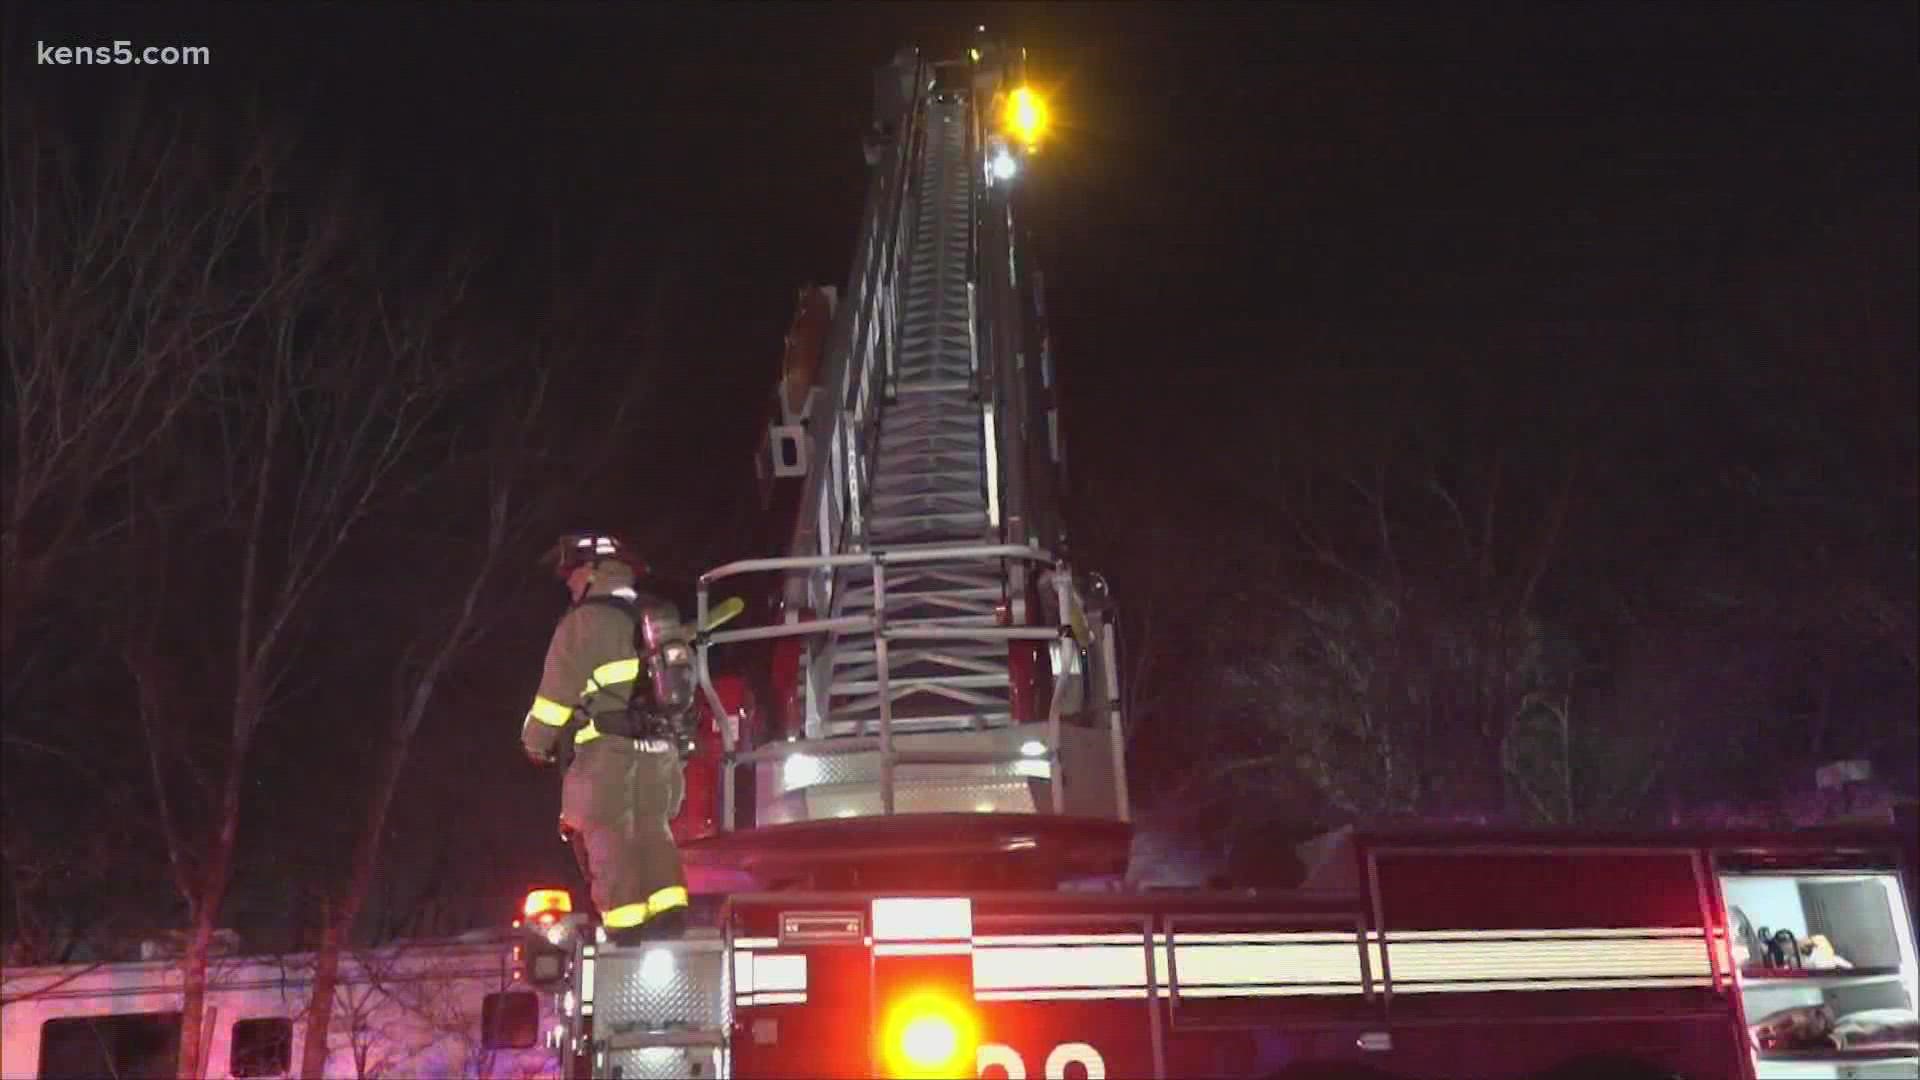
[{"xmin": 1, "ymin": 934, "xmax": 556, "ymax": 1079}]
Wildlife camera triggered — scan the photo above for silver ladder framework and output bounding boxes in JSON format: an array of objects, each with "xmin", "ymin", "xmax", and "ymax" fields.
[{"xmin": 695, "ymin": 45, "xmax": 1128, "ymax": 831}]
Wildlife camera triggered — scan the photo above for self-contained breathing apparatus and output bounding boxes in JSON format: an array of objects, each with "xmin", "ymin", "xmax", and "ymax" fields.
[{"xmin": 578, "ymin": 595, "xmax": 701, "ymax": 758}]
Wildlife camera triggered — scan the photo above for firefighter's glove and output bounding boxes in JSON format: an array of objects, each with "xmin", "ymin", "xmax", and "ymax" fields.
[{"xmin": 521, "ymin": 714, "xmax": 565, "ymax": 767}]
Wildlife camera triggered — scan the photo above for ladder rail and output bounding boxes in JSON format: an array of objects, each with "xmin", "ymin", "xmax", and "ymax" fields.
[{"xmin": 784, "ymin": 56, "xmax": 931, "ymax": 619}]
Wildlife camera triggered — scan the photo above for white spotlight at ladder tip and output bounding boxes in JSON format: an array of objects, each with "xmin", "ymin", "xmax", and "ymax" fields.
[
  {"xmin": 1020, "ymin": 740, "xmax": 1046, "ymax": 757},
  {"xmin": 640, "ymin": 947, "xmax": 677, "ymax": 988},
  {"xmin": 783, "ymin": 752, "xmax": 822, "ymax": 789},
  {"xmin": 992, "ymin": 151, "xmax": 1018, "ymax": 181},
  {"xmin": 975, "ymin": 802, "xmax": 995, "ymax": 813}
]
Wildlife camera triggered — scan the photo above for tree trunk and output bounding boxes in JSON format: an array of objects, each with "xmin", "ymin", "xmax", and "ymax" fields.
[
  {"xmin": 175, "ymin": 925, "xmax": 210, "ymax": 1080},
  {"xmin": 297, "ymin": 772, "xmax": 394, "ymax": 1078},
  {"xmin": 176, "ymin": 787, "xmax": 242, "ymax": 1078},
  {"xmin": 298, "ymin": 669, "xmax": 448, "ymax": 1078},
  {"xmin": 300, "ymin": 919, "xmax": 346, "ymax": 1078},
  {"xmin": 176, "ymin": 699, "xmax": 251, "ymax": 1079}
]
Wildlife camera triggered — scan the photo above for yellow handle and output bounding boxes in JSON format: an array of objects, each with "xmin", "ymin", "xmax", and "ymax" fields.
[{"xmin": 701, "ymin": 596, "xmax": 746, "ymax": 633}]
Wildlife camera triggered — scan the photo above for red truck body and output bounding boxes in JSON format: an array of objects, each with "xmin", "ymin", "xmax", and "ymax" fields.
[{"xmin": 502, "ymin": 821, "xmax": 1917, "ymax": 1079}]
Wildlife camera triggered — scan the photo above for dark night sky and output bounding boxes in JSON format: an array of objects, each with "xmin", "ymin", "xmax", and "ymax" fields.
[
  {"xmin": 9, "ymin": 1, "xmax": 1914, "ymax": 932},
  {"xmin": 22, "ymin": 1, "xmax": 1911, "ymax": 493}
]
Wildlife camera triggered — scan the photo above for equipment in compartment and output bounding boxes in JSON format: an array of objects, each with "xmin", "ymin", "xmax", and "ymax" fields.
[{"xmin": 1720, "ymin": 870, "xmax": 1920, "ymax": 1075}]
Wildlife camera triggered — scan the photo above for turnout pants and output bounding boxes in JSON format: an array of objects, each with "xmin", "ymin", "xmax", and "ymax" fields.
[{"xmin": 561, "ymin": 736, "xmax": 688, "ymax": 933}]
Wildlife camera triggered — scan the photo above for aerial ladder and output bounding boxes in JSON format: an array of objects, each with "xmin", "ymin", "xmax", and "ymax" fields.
[{"xmin": 686, "ymin": 40, "xmax": 1132, "ymax": 890}]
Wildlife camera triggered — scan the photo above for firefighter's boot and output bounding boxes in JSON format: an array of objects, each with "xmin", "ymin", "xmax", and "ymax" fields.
[
  {"xmin": 640, "ymin": 908, "xmax": 688, "ymax": 941},
  {"xmin": 606, "ymin": 923, "xmax": 651, "ymax": 948}
]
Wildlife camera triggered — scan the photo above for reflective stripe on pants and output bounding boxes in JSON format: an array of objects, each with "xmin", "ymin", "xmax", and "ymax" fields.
[
  {"xmin": 603, "ymin": 887, "xmax": 690, "ymax": 929},
  {"xmin": 561, "ymin": 738, "xmax": 685, "ymax": 927}
]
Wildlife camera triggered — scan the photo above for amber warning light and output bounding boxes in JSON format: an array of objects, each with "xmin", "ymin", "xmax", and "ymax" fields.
[
  {"xmin": 521, "ymin": 888, "xmax": 572, "ymax": 927},
  {"xmin": 1002, "ymin": 86, "xmax": 1050, "ymax": 148},
  {"xmin": 516, "ymin": 889, "xmax": 575, "ymax": 990}
]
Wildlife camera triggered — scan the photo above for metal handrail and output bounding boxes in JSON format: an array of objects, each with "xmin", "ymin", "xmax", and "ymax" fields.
[
  {"xmin": 695, "ymin": 543, "xmax": 1077, "ymax": 830},
  {"xmin": 702, "ymin": 542, "xmax": 1054, "ymax": 587}
]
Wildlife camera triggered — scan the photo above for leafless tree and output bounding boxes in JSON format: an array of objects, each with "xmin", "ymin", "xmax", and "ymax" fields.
[
  {"xmin": 295, "ymin": 283, "xmax": 663, "ymax": 1078},
  {"xmin": 265, "ymin": 937, "xmax": 537, "ymax": 1079},
  {"xmin": 0, "ymin": 745, "xmax": 164, "ymax": 967},
  {"xmin": 1, "ymin": 91, "xmax": 273, "ymax": 657},
  {"xmin": 26, "ymin": 99, "xmax": 476, "ymax": 1074},
  {"xmin": 1, "ymin": 89, "xmax": 427, "ymax": 1073},
  {"xmin": 1178, "ymin": 368, "xmax": 1661, "ymax": 827}
]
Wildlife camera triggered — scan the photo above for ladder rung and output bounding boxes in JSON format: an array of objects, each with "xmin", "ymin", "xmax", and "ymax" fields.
[
  {"xmin": 822, "ymin": 712, "xmax": 1012, "ymax": 735},
  {"xmin": 831, "ymin": 673, "xmax": 1011, "ymax": 695},
  {"xmin": 894, "ymin": 380, "xmax": 973, "ymax": 395}
]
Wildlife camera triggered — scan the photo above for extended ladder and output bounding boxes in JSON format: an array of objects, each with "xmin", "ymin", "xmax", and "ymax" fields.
[{"xmin": 697, "ymin": 44, "xmax": 1127, "ymax": 833}]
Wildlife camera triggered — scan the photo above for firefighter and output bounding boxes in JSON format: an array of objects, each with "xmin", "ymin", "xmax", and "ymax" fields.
[{"xmin": 520, "ymin": 533, "xmax": 691, "ymax": 944}]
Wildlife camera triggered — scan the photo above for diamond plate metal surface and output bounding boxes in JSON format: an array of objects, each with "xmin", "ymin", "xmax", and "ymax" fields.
[
  {"xmin": 807, "ymin": 777, "xmax": 1037, "ymax": 818},
  {"xmin": 608, "ymin": 1045, "xmax": 722, "ymax": 1080},
  {"xmin": 594, "ymin": 935, "xmax": 728, "ymax": 1079},
  {"xmin": 796, "ymin": 749, "xmax": 1030, "ymax": 790},
  {"xmin": 745, "ymin": 722, "xmax": 1137, "ymax": 824}
]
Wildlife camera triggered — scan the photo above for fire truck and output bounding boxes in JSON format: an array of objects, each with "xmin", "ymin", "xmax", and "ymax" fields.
[{"xmin": 486, "ymin": 38, "xmax": 1920, "ymax": 1080}]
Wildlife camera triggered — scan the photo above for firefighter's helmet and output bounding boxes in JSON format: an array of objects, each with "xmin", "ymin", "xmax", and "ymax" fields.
[{"xmin": 549, "ymin": 533, "xmax": 647, "ymax": 580}]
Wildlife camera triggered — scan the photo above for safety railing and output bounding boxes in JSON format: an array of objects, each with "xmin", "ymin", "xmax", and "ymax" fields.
[{"xmin": 694, "ymin": 544, "xmax": 1125, "ymax": 832}]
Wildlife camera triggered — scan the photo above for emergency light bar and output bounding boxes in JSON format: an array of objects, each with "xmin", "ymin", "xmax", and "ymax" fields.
[{"xmin": 520, "ymin": 888, "xmax": 573, "ymax": 929}]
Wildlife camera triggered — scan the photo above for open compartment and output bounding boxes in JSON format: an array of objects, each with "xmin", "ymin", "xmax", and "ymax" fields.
[{"xmin": 1718, "ymin": 869, "xmax": 1919, "ymax": 1078}]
